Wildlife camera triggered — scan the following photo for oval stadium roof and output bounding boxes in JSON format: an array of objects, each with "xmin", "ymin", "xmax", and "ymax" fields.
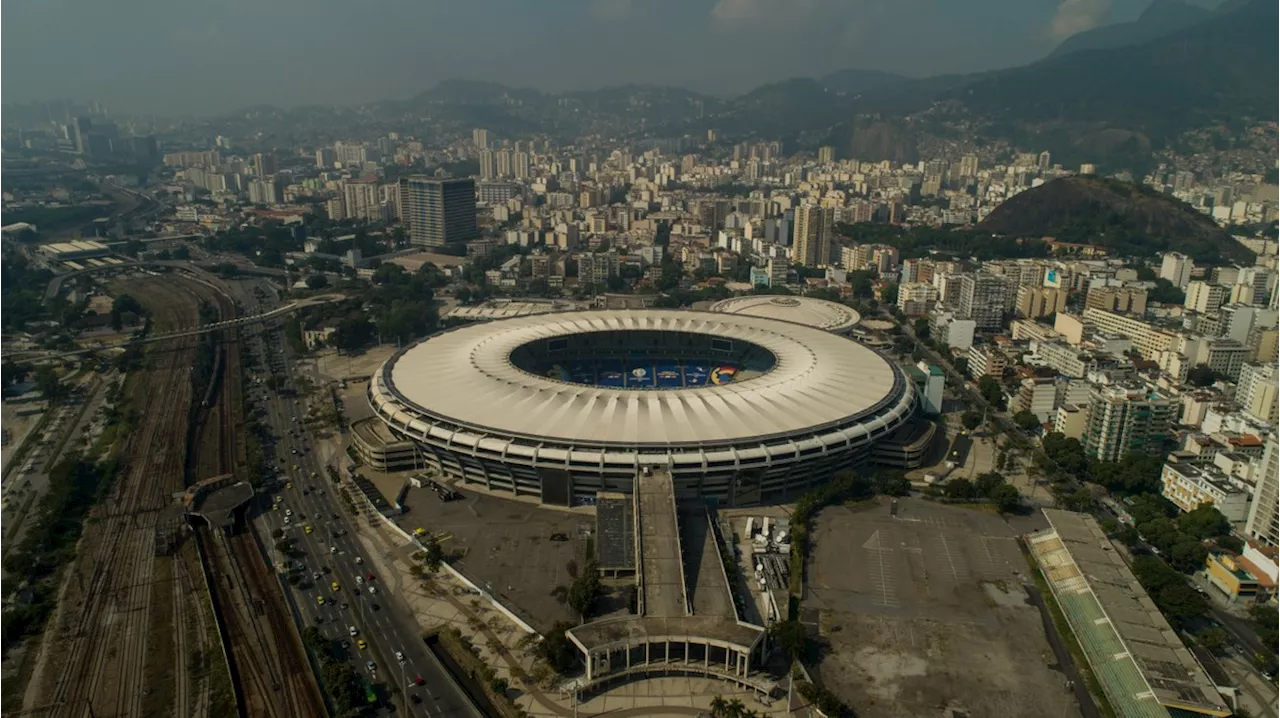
[
  {"xmin": 708, "ymin": 295, "xmax": 861, "ymax": 334},
  {"xmin": 380, "ymin": 309, "xmax": 903, "ymax": 447}
]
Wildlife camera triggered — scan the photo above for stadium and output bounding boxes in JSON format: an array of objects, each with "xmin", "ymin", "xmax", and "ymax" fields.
[{"xmin": 368, "ymin": 309, "xmax": 918, "ymax": 505}]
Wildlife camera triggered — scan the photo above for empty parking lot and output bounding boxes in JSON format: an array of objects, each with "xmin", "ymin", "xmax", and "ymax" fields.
[{"xmin": 806, "ymin": 498, "xmax": 1080, "ymax": 718}]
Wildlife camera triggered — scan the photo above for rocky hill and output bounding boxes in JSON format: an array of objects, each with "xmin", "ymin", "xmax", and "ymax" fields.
[{"xmin": 979, "ymin": 176, "xmax": 1253, "ymax": 263}]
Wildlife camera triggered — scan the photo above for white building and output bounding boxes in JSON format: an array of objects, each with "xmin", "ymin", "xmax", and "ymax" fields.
[
  {"xmin": 1160, "ymin": 252, "xmax": 1193, "ymax": 288},
  {"xmin": 1245, "ymin": 434, "xmax": 1278, "ymax": 546},
  {"xmin": 1160, "ymin": 459, "xmax": 1251, "ymax": 525}
]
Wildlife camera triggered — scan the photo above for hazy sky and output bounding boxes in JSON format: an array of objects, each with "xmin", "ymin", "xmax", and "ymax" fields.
[{"xmin": 3, "ymin": 0, "xmax": 1173, "ymax": 116}]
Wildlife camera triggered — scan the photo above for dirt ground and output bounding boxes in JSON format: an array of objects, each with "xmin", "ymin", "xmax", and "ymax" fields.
[{"xmin": 806, "ymin": 498, "xmax": 1080, "ymax": 718}]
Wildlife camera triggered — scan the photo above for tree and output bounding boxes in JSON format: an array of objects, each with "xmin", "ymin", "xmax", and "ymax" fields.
[
  {"xmin": 1013, "ymin": 410, "xmax": 1041, "ymax": 431},
  {"xmin": 768, "ymin": 619, "xmax": 808, "ymax": 664},
  {"xmin": 332, "ymin": 312, "xmax": 376, "ymax": 352},
  {"xmin": 568, "ymin": 562, "xmax": 602, "ymax": 619},
  {"xmin": 305, "ymin": 274, "xmax": 329, "ymax": 290},
  {"xmin": 1197, "ymin": 627, "xmax": 1228, "ymax": 654},
  {"xmin": 33, "ymin": 366, "xmax": 67, "ymax": 403},
  {"xmin": 990, "ymin": 484, "xmax": 1023, "ymax": 513},
  {"xmin": 960, "ymin": 411, "xmax": 983, "ymax": 432},
  {"xmin": 974, "ymin": 471, "xmax": 1006, "ymax": 497},
  {"xmin": 943, "ymin": 478, "xmax": 975, "ymax": 500},
  {"xmin": 977, "ymin": 375, "xmax": 1004, "ymax": 407},
  {"xmin": 1178, "ymin": 504, "xmax": 1231, "ymax": 541},
  {"xmin": 535, "ymin": 622, "xmax": 579, "ymax": 673},
  {"xmin": 1186, "ymin": 366, "xmax": 1220, "ymax": 387},
  {"xmin": 422, "ymin": 534, "xmax": 444, "ymax": 574}
]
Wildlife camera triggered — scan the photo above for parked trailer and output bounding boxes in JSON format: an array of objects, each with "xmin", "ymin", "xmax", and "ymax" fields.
[{"xmin": 745, "ymin": 517, "xmax": 755, "ymax": 538}]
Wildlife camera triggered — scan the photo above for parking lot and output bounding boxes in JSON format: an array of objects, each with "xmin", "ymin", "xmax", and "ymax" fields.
[
  {"xmin": 393, "ymin": 487, "xmax": 593, "ymax": 631},
  {"xmin": 806, "ymin": 498, "xmax": 1080, "ymax": 718}
]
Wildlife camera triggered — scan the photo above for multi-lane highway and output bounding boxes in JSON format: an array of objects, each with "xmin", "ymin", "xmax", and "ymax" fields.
[{"xmin": 240, "ymin": 284, "xmax": 478, "ymax": 717}]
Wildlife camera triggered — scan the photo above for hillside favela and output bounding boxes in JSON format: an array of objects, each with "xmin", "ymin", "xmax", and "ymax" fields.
[{"xmin": 0, "ymin": 1, "xmax": 1278, "ymax": 717}]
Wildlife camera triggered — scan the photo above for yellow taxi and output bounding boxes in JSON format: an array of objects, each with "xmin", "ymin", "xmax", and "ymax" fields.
[
  {"xmin": 274, "ymin": 496, "xmax": 283, "ymax": 504},
  {"xmin": 286, "ymin": 482, "xmax": 294, "ymax": 489},
  {"xmin": 316, "ymin": 596, "xmax": 326, "ymax": 606},
  {"xmin": 330, "ymin": 581, "xmax": 340, "ymax": 593},
  {"xmin": 357, "ymin": 639, "xmax": 367, "ymax": 650},
  {"xmin": 304, "ymin": 525, "xmax": 313, "ymax": 534},
  {"xmin": 414, "ymin": 527, "xmax": 427, "ymax": 537}
]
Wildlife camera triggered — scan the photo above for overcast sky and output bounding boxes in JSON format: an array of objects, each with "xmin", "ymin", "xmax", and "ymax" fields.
[{"xmin": 2, "ymin": 0, "xmax": 1193, "ymax": 116}]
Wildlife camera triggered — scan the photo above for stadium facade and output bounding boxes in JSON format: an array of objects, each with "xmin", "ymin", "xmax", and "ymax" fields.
[{"xmin": 368, "ymin": 309, "xmax": 918, "ymax": 505}]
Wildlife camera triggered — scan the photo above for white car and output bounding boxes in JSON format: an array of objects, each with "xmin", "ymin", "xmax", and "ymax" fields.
[
  {"xmin": 349, "ymin": 626, "xmax": 358, "ymax": 637},
  {"xmin": 396, "ymin": 651, "xmax": 405, "ymax": 664},
  {"xmin": 356, "ymin": 576, "xmax": 365, "ymax": 585},
  {"xmin": 354, "ymin": 557, "xmax": 363, "ymax": 565},
  {"xmin": 285, "ymin": 509, "xmax": 293, "ymax": 517},
  {"xmin": 367, "ymin": 585, "xmax": 377, "ymax": 594}
]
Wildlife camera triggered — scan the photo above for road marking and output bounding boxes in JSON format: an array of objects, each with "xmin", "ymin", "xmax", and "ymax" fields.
[
  {"xmin": 863, "ymin": 530, "xmax": 899, "ymax": 608},
  {"xmin": 939, "ymin": 534, "xmax": 964, "ymax": 583}
]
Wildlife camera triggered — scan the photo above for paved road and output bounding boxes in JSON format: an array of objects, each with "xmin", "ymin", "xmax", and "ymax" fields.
[{"xmin": 239, "ymin": 286, "xmax": 478, "ymax": 718}]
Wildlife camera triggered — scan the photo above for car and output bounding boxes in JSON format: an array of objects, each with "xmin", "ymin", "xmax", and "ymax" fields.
[
  {"xmin": 366, "ymin": 661, "xmax": 376, "ymax": 673},
  {"xmin": 304, "ymin": 525, "xmax": 313, "ymax": 534},
  {"xmin": 330, "ymin": 582, "xmax": 340, "ymax": 593},
  {"xmin": 312, "ymin": 571, "xmax": 321, "ymax": 580},
  {"xmin": 365, "ymin": 572, "xmax": 374, "ymax": 581},
  {"xmin": 316, "ymin": 596, "xmax": 325, "ymax": 606},
  {"xmin": 396, "ymin": 651, "xmax": 405, "ymax": 664},
  {"xmin": 313, "ymin": 615, "xmax": 323, "ymax": 624},
  {"xmin": 341, "ymin": 639, "xmax": 351, "ymax": 649},
  {"xmin": 340, "ymin": 602, "xmax": 349, "ymax": 610},
  {"xmin": 286, "ymin": 481, "xmax": 294, "ymax": 489},
  {"xmin": 330, "ymin": 546, "xmax": 338, "ymax": 555},
  {"xmin": 356, "ymin": 576, "xmax": 365, "ymax": 585},
  {"xmin": 413, "ymin": 674, "xmax": 424, "ymax": 686},
  {"xmin": 274, "ymin": 496, "xmax": 282, "ymax": 504},
  {"xmin": 368, "ymin": 586, "xmax": 377, "ymax": 594},
  {"xmin": 284, "ymin": 509, "xmax": 293, "ymax": 517},
  {"xmin": 357, "ymin": 639, "xmax": 367, "ymax": 650},
  {"xmin": 354, "ymin": 556, "xmax": 363, "ymax": 564},
  {"xmin": 283, "ymin": 516, "xmax": 291, "ymax": 524},
  {"xmin": 349, "ymin": 626, "xmax": 358, "ymax": 636},
  {"xmin": 410, "ymin": 695, "xmax": 422, "ymax": 705}
]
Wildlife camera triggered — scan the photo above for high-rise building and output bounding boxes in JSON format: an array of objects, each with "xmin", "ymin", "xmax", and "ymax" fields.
[
  {"xmin": 1037, "ymin": 151, "xmax": 1051, "ymax": 171},
  {"xmin": 1015, "ymin": 285, "xmax": 1067, "ymax": 319},
  {"xmin": 958, "ymin": 154, "xmax": 979, "ymax": 178},
  {"xmin": 958, "ymin": 273, "xmax": 1010, "ymax": 330},
  {"xmin": 495, "ymin": 149, "xmax": 512, "ymax": 178},
  {"xmin": 1245, "ymin": 434, "xmax": 1278, "ymax": 546},
  {"xmin": 252, "ymin": 152, "xmax": 277, "ymax": 178},
  {"xmin": 478, "ymin": 149, "xmax": 496, "ymax": 181},
  {"xmin": 71, "ymin": 116, "xmax": 92, "ymax": 154},
  {"xmin": 342, "ymin": 178, "xmax": 383, "ymax": 222},
  {"xmin": 817, "ymin": 146, "xmax": 835, "ymax": 165},
  {"xmin": 315, "ymin": 147, "xmax": 336, "ymax": 169},
  {"xmin": 248, "ymin": 177, "xmax": 281, "ymax": 205},
  {"xmin": 513, "ymin": 151, "xmax": 530, "ymax": 180},
  {"xmin": 472, "ymin": 128, "xmax": 490, "ymax": 150},
  {"xmin": 1185, "ymin": 281, "xmax": 1228, "ymax": 314},
  {"xmin": 1159, "ymin": 252, "xmax": 1194, "ymax": 289},
  {"xmin": 1081, "ymin": 384, "xmax": 1176, "ymax": 462},
  {"xmin": 399, "ymin": 177, "xmax": 478, "ymax": 248},
  {"xmin": 793, "ymin": 205, "xmax": 833, "ymax": 268}
]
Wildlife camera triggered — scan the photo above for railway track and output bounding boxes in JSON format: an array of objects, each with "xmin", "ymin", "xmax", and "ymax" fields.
[
  {"xmin": 188, "ymin": 282, "xmax": 326, "ymax": 718},
  {"xmin": 31, "ymin": 279, "xmax": 201, "ymax": 718}
]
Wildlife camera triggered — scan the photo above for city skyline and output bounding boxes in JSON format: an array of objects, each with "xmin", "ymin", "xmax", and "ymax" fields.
[{"xmin": 0, "ymin": 0, "xmax": 1217, "ymax": 117}]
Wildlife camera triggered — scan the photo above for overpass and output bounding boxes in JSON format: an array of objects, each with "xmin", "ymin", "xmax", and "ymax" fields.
[{"xmin": 10, "ymin": 294, "xmax": 343, "ymax": 360}]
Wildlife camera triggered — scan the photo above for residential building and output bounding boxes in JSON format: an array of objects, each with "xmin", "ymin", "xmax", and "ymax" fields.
[
  {"xmin": 1055, "ymin": 404, "xmax": 1086, "ymax": 440},
  {"xmin": 472, "ymin": 128, "xmax": 490, "ymax": 149},
  {"xmin": 1204, "ymin": 551, "xmax": 1271, "ymax": 604},
  {"xmin": 1236, "ymin": 362, "xmax": 1279, "ymax": 423},
  {"xmin": 897, "ymin": 282, "xmax": 938, "ymax": 316},
  {"xmin": 399, "ymin": 177, "xmax": 478, "ymax": 248},
  {"xmin": 1085, "ymin": 286, "xmax": 1147, "ymax": 314},
  {"xmin": 342, "ymin": 178, "xmax": 383, "ymax": 222},
  {"xmin": 1082, "ymin": 308, "xmax": 1178, "ymax": 360},
  {"xmin": 1160, "ymin": 458, "xmax": 1251, "ymax": 525},
  {"xmin": 766, "ymin": 258, "xmax": 789, "ymax": 287},
  {"xmin": 793, "ymin": 205, "xmax": 834, "ymax": 268},
  {"xmin": 1159, "ymin": 252, "xmax": 1193, "ymax": 288},
  {"xmin": 251, "ymin": 152, "xmax": 277, "ymax": 178},
  {"xmin": 958, "ymin": 273, "xmax": 1009, "ymax": 330},
  {"xmin": 1054, "ymin": 313, "xmax": 1089, "ymax": 345},
  {"xmin": 930, "ymin": 310, "xmax": 975, "ymax": 351},
  {"xmin": 1016, "ymin": 378, "xmax": 1057, "ymax": 423},
  {"xmin": 1245, "ymin": 434, "xmax": 1278, "ymax": 547},
  {"xmin": 909, "ymin": 361, "xmax": 945, "ymax": 415},
  {"xmin": 967, "ymin": 344, "xmax": 1007, "ymax": 379},
  {"xmin": 1185, "ymin": 281, "xmax": 1229, "ymax": 314},
  {"xmin": 1032, "ymin": 340, "xmax": 1097, "ymax": 378},
  {"xmin": 1081, "ymin": 384, "xmax": 1176, "ymax": 461},
  {"xmin": 1016, "ymin": 285, "xmax": 1067, "ymax": 319}
]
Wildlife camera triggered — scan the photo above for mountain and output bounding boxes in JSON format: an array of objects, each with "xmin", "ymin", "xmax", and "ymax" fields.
[
  {"xmin": 819, "ymin": 69, "xmax": 911, "ymax": 96},
  {"xmin": 1047, "ymin": 0, "xmax": 1211, "ymax": 58},
  {"xmin": 979, "ymin": 176, "xmax": 1253, "ymax": 262},
  {"xmin": 913, "ymin": 0, "xmax": 1277, "ymax": 170}
]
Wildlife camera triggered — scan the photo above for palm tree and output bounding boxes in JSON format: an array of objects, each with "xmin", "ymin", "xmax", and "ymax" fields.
[{"xmin": 710, "ymin": 696, "xmax": 729, "ymax": 717}]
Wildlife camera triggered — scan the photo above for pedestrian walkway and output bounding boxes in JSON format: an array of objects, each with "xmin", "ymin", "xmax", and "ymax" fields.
[{"xmin": 351, "ymin": 515, "xmax": 805, "ymax": 717}]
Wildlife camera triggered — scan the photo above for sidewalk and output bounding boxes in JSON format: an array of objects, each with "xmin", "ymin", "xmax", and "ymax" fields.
[{"xmin": 350, "ymin": 513, "xmax": 804, "ymax": 717}]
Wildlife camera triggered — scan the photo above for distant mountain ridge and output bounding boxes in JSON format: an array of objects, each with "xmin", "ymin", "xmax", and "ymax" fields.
[{"xmin": 1047, "ymin": 0, "xmax": 1211, "ymax": 58}]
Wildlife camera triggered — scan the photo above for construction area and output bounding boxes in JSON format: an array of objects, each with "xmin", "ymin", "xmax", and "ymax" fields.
[{"xmin": 804, "ymin": 497, "xmax": 1081, "ymax": 718}]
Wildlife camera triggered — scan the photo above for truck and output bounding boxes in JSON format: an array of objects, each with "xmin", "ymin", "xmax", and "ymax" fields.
[{"xmin": 745, "ymin": 517, "xmax": 755, "ymax": 538}]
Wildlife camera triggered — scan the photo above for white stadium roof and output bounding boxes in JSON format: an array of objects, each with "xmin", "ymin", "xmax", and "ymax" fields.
[
  {"xmin": 381, "ymin": 309, "xmax": 902, "ymax": 447},
  {"xmin": 708, "ymin": 295, "xmax": 861, "ymax": 334}
]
